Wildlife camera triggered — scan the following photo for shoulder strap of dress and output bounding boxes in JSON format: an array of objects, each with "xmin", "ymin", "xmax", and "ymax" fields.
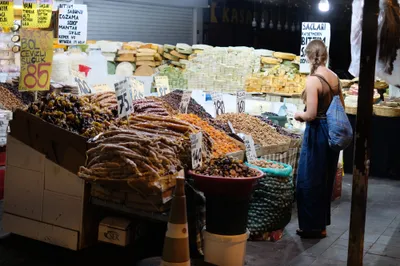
[{"xmin": 310, "ymin": 74, "xmax": 335, "ymax": 96}]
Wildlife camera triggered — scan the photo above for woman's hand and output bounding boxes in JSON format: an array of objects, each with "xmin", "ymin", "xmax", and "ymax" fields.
[{"xmin": 295, "ymin": 112, "xmax": 304, "ymax": 122}]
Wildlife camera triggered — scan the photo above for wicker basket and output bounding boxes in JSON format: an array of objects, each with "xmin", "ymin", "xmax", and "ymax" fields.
[
  {"xmin": 373, "ymin": 105, "xmax": 400, "ymax": 117},
  {"xmin": 345, "ymin": 106, "xmax": 357, "ymax": 115}
]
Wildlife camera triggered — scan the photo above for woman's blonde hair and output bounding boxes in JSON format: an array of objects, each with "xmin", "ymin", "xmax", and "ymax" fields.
[{"xmin": 305, "ymin": 40, "xmax": 328, "ymax": 74}]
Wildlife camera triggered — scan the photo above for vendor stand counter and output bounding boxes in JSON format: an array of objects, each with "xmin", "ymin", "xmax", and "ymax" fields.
[{"xmin": 344, "ymin": 114, "xmax": 400, "ymax": 178}]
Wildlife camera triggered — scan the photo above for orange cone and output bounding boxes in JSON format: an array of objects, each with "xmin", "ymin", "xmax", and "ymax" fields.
[{"xmin": 161, "ymin": 174, "xmax": 190, "ymax": 266}]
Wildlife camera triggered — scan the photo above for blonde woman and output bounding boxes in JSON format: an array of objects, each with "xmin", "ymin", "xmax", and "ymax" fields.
[{"xmin": 295, "ymin": 40, "xmax": 344, "ymax": 238}]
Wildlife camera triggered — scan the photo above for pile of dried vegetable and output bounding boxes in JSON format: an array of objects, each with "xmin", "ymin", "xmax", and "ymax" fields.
[
  {"xmin": 83, "ymin": 91, "xmax": 118, "ymax": 111},
  {"xmin": 114, "ymin": 114, "xmax": 213, "ymax": 168},
  {"xmin": 194, "ymin": 157, "xmax": 259, "ymax": 178},
  {"xmin": 175, "ymin": 113, "xmax": 242, "ymax": 158},
  {"xmin": 216, "ymin": 113, "xmax": 290, "ymax": 147},
  {"xmin": 78, "ymin": 129, "xmax": 183, "ymax": 192},
  {"xmin": 161, "ymin": 90, "xmax": 230, "ymax": 133},
  {"xmin": 27, "ymin": 93, "xmax": 116, "ymax": 138}
]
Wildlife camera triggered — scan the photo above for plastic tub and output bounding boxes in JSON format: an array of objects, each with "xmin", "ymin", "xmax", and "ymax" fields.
[{"xmin": 203, "ymin": 230, "xmax": 249, "ymax": 266}]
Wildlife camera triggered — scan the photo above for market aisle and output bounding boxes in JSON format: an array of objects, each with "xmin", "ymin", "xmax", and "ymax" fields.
[
  {"xmin": 1, "ymin": 175, "xmax": 400, "ymax": 266},
  {"xmin": 246, "ymin": 175, "xmax": 400, "ymax": 266}
]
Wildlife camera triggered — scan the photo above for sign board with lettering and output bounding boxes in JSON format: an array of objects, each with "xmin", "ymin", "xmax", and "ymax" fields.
[
  {"xmin": 155, "ymin": 76, "xmax": 170, "ymax": 97},
  {"xmin": 236, "ymin": 90, "xmax": 246, "ymax": 113},
  {"xmin": 0, "ymin": 0, "xmax": 14, "ymax": 27},
  {"xmin": 190, "ymin": 132, "xmax": 203, "ymax": 170},
  {"xmin": 37, "ymin": 0, "xmax": 53, "ymax": 28},
  {"xmin": 179, "ymin": 90, "xmax": 192, "ymax": 113},
  {"xmin": 58, "ymin": 4, "xmax": 87, "ymax": 45},
  {"xmin": 212, "ymin": 92, "xmax": 225, "ymax": 116},
  {"xmin": 115, "ymin": 78, "xmax": 134, "ymax": 118},
  {"xmin": 299, "ymin": 22, "xmax": 331, "ymax": 73},
  {"xmin": 19, "ymin": 29, "xmax": 54, "ymax": 91},
  {"xmin": 22, "ymin": 0, "xmax": 38, "ymax": 28},
  {"xmin": 92, "ymin": 83, "xmax": 113, "ymax": 94},
  {"xmin": 243, "ymin": 134, "xmax": 257, "ymax": 162},
  {"xmin": 130, "ymin": 77, "xmax": 145, "ymax": 100}
]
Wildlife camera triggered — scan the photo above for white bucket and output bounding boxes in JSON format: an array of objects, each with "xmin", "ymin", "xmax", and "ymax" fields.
[{"xmin": 203, "ymin": 230, "xmax": 249, "ymax": 266}]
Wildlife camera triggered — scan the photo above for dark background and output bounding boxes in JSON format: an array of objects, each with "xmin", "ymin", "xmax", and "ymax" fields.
[{"xmin": 203, "ymin": 0, "xmax": 354, "ymax": 78}]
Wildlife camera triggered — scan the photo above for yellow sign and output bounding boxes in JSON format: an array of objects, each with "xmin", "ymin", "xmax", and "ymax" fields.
[
  {"xmin": 19, "ymin": 29, "xmax": 54, "ymax": 91},
  {"xmin": 22, "ymin": 0, "xmax": 38, "ymax": 28},
  {"xmin": 0, "ymin": 0, "xmax": 14, "ymax": 27},
  {"xmin": 37, "ymin": 0, "xmax": 53, "ymax": 28}
]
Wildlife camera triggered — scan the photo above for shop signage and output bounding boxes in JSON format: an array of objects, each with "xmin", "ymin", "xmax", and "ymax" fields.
[
  {"xmin": 243, "ymin": 134, "xmax": 257, "ymax": 162},
  {"xmin": 299, "ymin": 22, "xmax": 331, "ymax": 73},
  {"xmin": 92, "ymin": 83, "xmax": 112, "ymax": 94},
  {"xmin": 210, "ymin": 2, "xmax": 255, "ymax": 25},
  {"xmin": 212, "ymin": 92, "xmax": 225, "ymax": 116},
  {"xmin": 115, "ymin": 78, "xmax": 133, "ymax": 118},
  {"xmin": 190, "ymin": 132, "xmax": 203, "ymax": 169},
  {"xmin": 236, "ymin": 90, "xmax": 246, "ymax": 113},
  {"xmin": 54, "ymin": 0, "xmax": 74, "ymax": 9},
  {"xmin": 179, "ymin": 90, "xmax": 192, "ymax": 114},
  {"xmin": 155, "ymin": 76, "xmax": 170, "ymax": 97},
  {"xmin": 22, "ymin": 0, "xmax": 38, "ymax": 28},
  {"xmin": 19, "ymin": 29, "xmax": 53, "ymax": 91},
  {"xmin": 0, "ymin": 0, "xmax": 14, "ymax": 27},
  {"xmin": 58, "ymin": 4, "xmax": 87, "ymax": 45},
  {"xmin": 130, "ymin": 77, "xmax": 145, "ymax": 100},
  {"xmin": 37, "ymin": 0, "xmax": 53, "ymax": 28}
]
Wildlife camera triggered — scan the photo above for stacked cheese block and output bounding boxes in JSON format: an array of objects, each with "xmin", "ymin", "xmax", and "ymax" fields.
[{"xmin": 162, "ymin": 43, "xmax": 193, "ymax": 69}]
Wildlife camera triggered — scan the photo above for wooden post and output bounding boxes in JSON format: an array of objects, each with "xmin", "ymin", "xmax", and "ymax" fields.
[{"xmin": 347, "ymin": 0, "xmax": 379, "ymax": 265}]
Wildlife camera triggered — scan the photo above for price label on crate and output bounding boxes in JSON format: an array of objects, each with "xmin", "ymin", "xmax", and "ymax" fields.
[
  {"xmin": 179, "ymin": 90, "xmax": 192, "ymax": 113},
  {"xmin": 19, "ymin": 29, "xmax": 53, "ymax": 92},
  {"xmin": 243, "ymin": 134, "xmax": 257, "ymax": 162},
  {"xmin": 190, "ymin": 132, "xmax": 203, "ymax": 169},
  {"xmin": 212, "ymin": 92, "xmax": 225, "ymax": 116},
  {"xmin": 155, "ymin": 76, "xmax": 170, "ymax": 97},
  {"xmin": 130, "ymin": 77, "xmax": 145, "ymax": 100},
  {"xmin": 236, "ymin": 90, "xmax": 246, "ymax": 113},
  {"xmin": 115, "ymin": 78, "xmax": 133, "ymax": 118}
]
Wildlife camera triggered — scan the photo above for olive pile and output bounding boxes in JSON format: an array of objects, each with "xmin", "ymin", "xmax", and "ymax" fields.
[{"xmin": 247, "ymin": 174, "xmax": 294, "ymax": 236}]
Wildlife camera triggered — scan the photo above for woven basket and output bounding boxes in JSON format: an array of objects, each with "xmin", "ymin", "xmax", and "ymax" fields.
[
  {"xmin": 373, "ymin": 105, "xmax": 400, "ymax": 117},
  {"xmin": 345, "ymin": 106, "xmax": 357, "ymax": 115}
]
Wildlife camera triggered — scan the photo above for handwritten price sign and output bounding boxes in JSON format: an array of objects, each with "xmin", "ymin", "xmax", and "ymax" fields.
[
  {"xmin": 190, "ymin": 132, "xmax": 203, "ymax": 169},
  {"xmin": 130, "ymin": 77, "xmax": 145, "ymax": 100},
  {"xmin": 19, "ymin": 29, "xmax": 53, "ymax": 92},
  {"xmin": 212, "ymin": 92, "xmax": 225, "ymax": 116},
  {"xmin": 115, "ymin": 78, "xmax": 133, "ymax": 118},
  {"xmin": 243, "ymin": 134, "xmax": 257, "ymax": 162},
  {"xmin": 236, "ymin": 90, "xmax": 246, "ymax": 113},
  {"xmin": 0, "ymin": 0, "xmax": 14, "ymax": 27},
  {"xmin": 22, "ymin": 0, "xmax": 38, "ymax": 28},
  {"xmin": 155, "ymin": 76, "xmax": 170, "ymax": 97},
  {"xmin": 37, "ymin": 0, "xmax": 53, "ymax": 28},
  {"xmin": 179, "ymin": 90, "xmax": 192, "ymax": 113}
]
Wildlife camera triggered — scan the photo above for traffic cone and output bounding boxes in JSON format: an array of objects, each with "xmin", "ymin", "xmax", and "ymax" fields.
[{"xmin": 161, "ymin": 174, "xmax": 190, "ymax": 266}]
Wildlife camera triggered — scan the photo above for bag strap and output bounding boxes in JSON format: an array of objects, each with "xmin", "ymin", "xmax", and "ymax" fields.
[{"xmin": 311, "ymin": 74, "xmax": 338, "ymax": 97}]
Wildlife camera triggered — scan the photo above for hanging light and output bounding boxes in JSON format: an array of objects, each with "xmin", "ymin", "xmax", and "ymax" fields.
[
  {"xmin": 277, "ymin": 21, "xmax": 282, "ymax": 31},
  {"xmin": 252, "ymin": 17, "xmax": 257, "ymax": 28},
  {"xmin": 296, "ymin": 21, "xmax": 301, "ymax": 31},
  {"xmin": 318, "ymin": 0, "xmax": 330, "ymax": 12},
  {"xmin": 291, "ymin": 22, "xmax": 296, "ymax": 32},
  {"xmin": 261, "ymin": 18, "xmax": 266, "ymax": 29},
  {"xmin": 269, "ymin": 19, "xmax": 274, "ymax": 29},
  {"xmin": 284, "ymin": 21, "xmax": 289, "ymax": 31}
]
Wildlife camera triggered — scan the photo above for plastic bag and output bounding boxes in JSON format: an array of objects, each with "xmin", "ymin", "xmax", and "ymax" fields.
[{"xmin": 326, "ymin": 95, "xmax": 353, "ymax": 151}]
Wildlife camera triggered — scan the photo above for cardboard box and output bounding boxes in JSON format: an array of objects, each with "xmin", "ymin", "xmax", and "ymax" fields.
[
  {"xmin": 4, "ymin": 165, "xmax": 44, "ymax": 221},
  {"xmin": 45, "ymin": 159, "xmax": 84, "ymax": 198},
  {"xmin": 9, "ymin": 109, "xmax": 93, "ymax": 174},
  {"xmin": 98, "ymin": 217, "xmax": 131, "ymax": 247},
  {"xmin": 6, "ymin": 135, "xmax": 45, "ymax": 172},
  {"xmin": 3, "ymin": 213, "xmax": 79, "ymax": 250},
  {"xmin": 42, "ymin": 190, "xmax": 83, "ymax": 231}
]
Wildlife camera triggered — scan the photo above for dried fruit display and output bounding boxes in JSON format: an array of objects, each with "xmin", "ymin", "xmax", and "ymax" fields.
[
  {"xmin": 84, "ymin": 92, "xmax": 118, "ymax": 111},
  {"xmin": 216, "ymin": 113, "xmax": 291, "ymax": 147},
  {"xmin": 132, "ymin": 98, "xmax": 169, "ymax": 116},
  {"xmin": 26, "ymin": 93, "xmax": 116, "ymax": 138},
  {"xmin": 175, "ymin": 113, "xmax": 242, "ymax": 158},
  {"xmin": 114, "ymin": 114, "xmax": 213, "ymax": 168},
  {"xmin": 0, "ymin": 86, "xmax": 25, "ymax": 110},
  {"xmin": 255, "ymin": 116, "xmax": 301, "ymax": 139},
  {"xmin": 248, "ymin": 160, "xmax": 284, "ymax": 169},
  {"xmin": 194, "ymin": 157, "xmax": 259, "ymax": 178},
  {"xmin": 79, "ymin": 130, "xmax": 183, "ymax": 186},
  {"xmin": 161, "ymin": 90, "xmax": 230, "ymax": 133}
]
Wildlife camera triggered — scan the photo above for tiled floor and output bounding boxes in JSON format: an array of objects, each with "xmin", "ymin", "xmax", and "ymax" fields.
[
  {"xmin": 1, "ymin": 175, "xmax": 400, "ymax": 265},
  {"xmin": 245, "ymin": 175, "xmax": 400, "ymax": 265}
]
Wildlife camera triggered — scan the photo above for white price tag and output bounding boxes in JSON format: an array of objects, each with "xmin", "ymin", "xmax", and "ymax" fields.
[
  {"xmin": 58, "ymin": 4, "xmax": 88, "ymax": 45},
  {"xmin": 228, "ymin": 121, "xmax": 235, "ymax": 134},
  {"xmin": 243, "ymin": 135, "xmax": 257, "ymax": 162},
  {"xmin": 92, "ymin": 83, "xmax": 113, "ymax": 93},
  {"xmin": 0, "ymin": 116, "xmax": 9, "ymax": 137},
  {"xmin": 130, "ymin": 77, "xmax": 145, "ymax": 100},
  {"xmin": 212, "ymin": 92, "xmax": 225, "ymax": 116},
  {"xmin": 179, "ymin": 91, "xmax": 192, "ymax": 113},
  {"xmin": 115, "ymin": 78, "xmax": 133, "ymax": 118},
  {"xmin": 190, "ymin": 132, "xmax": 203, "ymax": 169},
  {"xmin": 236, "ymin": 90, "xmax": 246, "ymax": 113},
  {"xmin": 155, "ymin": 76, "xmax": 170, "ymax": 97}
]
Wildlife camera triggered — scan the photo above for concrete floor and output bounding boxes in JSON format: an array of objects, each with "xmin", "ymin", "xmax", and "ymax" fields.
[{"xmin": 1, "ymin": 175, "xmax": 400, "ymax": 265}]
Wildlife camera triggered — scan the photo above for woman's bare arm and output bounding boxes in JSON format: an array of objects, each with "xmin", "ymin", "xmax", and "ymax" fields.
[{"xmin": 295, "ymin": 77, "xmax": 320, "ymax": 122}]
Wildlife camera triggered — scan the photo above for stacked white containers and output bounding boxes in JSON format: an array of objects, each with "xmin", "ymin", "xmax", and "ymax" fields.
[{"xmin": 84, "ymin": 48, "xmax": 108, "ymax": 86}]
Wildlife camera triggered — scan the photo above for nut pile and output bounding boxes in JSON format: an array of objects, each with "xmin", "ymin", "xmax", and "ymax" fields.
[
  {"xmin": 0, "ymin": 86, "xmax": 25, "ymax": 110},
  {"xmin": 216, "ymin": 113, "xmax": 290, "ymax": 147},
  {"xmin": 248, "ymin": 160, "xmax": 284, "ymax": 169},
  {"xmin": 176, "ymin": 113, "xmax": 242, "ymax": 158},
  {"xmin": 79, "ymin": 130, "xmax": 183, "ymax": 183},
  {"xmin": 27, "ymin": 93, "xmax": 115, "ymax": 138},
  {"xmin": 161, "ymin": 90, "xmax": 230, "ymax": 133},
  {"xmin": 256, "ymin": 115, "xmax": 301, "ymax": 139},
  {"xmin": 194, "ymin": 157, "xmax": 259, "ymax": 178}
]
